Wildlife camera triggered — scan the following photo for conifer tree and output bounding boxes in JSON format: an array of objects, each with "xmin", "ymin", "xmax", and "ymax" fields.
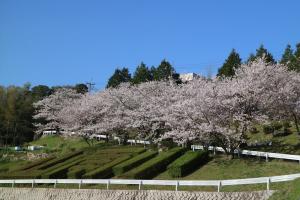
[{"xmin": 217, "ymin": 49, "xmax": 241, "ymax": 77}]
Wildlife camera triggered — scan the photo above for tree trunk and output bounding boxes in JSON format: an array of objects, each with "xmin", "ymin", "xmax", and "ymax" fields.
[{"xmin": 293, "ymin": 113, "xmax": 299, "ymax": 133}]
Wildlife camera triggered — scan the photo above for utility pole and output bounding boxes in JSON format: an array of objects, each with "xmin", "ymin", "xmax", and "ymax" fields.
[{"xmin": 86, "ymin": 81, "xmax": 95, "ymax": 93}]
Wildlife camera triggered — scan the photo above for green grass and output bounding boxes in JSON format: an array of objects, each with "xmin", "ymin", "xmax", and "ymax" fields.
[
  {"xmin": 247, "ymin": 124, "xmax": 300, "ymax": 154},
  {"xmin": 28, "ymin": 135, "xmax": 103, "ymax": 155},
  {"xmin": 269, "ymin": 178, "xmax": 300, "ymax": 200},
  {"xmin": 155, "ymin": 155, "xmax": 300, "ymax": 180}
]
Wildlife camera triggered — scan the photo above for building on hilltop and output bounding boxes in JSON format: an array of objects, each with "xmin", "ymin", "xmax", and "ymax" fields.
[{"xmin": 179, "ymin": 73, "xmax": 201, "ymax": 82}]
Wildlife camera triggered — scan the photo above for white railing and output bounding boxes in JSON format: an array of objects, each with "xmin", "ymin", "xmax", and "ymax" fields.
[
  {"xmin": 191, "ymin": 145, "xmax": 300, "ymax": 163},
  {"xmin": 1, "ymin": 173, "xmax": 300, "ymax": 192}
]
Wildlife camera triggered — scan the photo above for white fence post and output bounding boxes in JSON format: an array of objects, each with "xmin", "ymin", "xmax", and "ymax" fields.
[
  {"xmin": 213, "ymin": 147, "xmax": 216, "ymax": 155},
  {"xmin": 192, "ymin": 145, "xmax": 195, "ymax": 152},
  {"xmin": 266, "ymin": 154, "xmax": 268, "ymax": 162},
  {"xmin": 139, "ymin": 180, "xmax": 142, "ymax": 190},
  {"xmin": 12, "ymin": 180, "xmax": 15, "ymax": 188},
  {"xmin": 54, "ymin": 180, "xmax": 57, "ymax": 188},
  {"xmin": 217, "ymin": 181, "xmax": 222, "ymax": 192},
  {"xmin": 32, "ymin": 180, "xmax": 34, "ymax": 188},
  {"xmin": 107, "ymin": 180, "xmax": 110, "ymax": 190},
  {"xmin": 175, "ymin": 181, "xmax": 179, "ymax": 191},
  {"xmin": 267, "ymin": 178, "xmax": 270, "ymax": 191},
  {"xmin": 79, "ymin": 180, "xmax": 82, "ymax": 189}
]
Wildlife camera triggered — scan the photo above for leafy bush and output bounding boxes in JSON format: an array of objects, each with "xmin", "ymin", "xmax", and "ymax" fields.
[
  {"xmin": 16, "ymin": 156, "xmax": 55, "ymax": 171},
  {"xmin": 67, "ymin": 166, "xmax": 87, "ymax": 178},
  {"xmin": 113, "ymin": 151, "xmax": 158, "ymax": 176},
  {"xmin": 121, "ymin": 147, "xmax": 184, "ymax": 179},
  {"xmin": 271, "ymin": 122, "xmax": 283, "ymax": 130},
  {"xmin": 273, "ymin": 128, "xmax": 292, "ymax": 137},
  {"xmin": 160, "ymin": 138, "xmax": 176, "ymax": 149},
  {"xmin": 249, "ymin": 127, "xmax": 259, "ymax": 134},
  {"xmin": 167, "ymin": 150, "xmax": 209, "ymax": 178},
  {"xmin": 283, "ymin": 121, "xmax": 291, "ymax": 129},
  {"xmin": 82, "ymin": 155, "xmax": 131, "ymax": 178},
  {"xmin": 41, "ymin": 156, "xmax": 84, "ymax": 178},
  {"xmin": 263, "ymin": 125, "xmax": 274, "ymax": 134},
  {"xmin": 37, "ymin": 150, "xmax": 83, "ymax": 170},
  {"xmin": 0, "ymin": 172, "xmax": 42, "ymax": 179}
]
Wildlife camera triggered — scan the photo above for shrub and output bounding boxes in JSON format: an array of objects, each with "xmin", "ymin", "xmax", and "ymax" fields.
[
  {"xmin": 37, "ymin": 150, "xmax": 83, "ymax": 170},
  {"xmin": 121, "ymin": 147, "xmax": 184, "ymax": 179},
  {"xmin": 0, "ymin": 172, "xmax": 42, "ymax": 179},
  {"xmin": 249, "ymin": 127, "xmax": 259, "ymax": 134},
  {"xmin": 271, "ymin": 122, "xmax": 283, "ymax": 130},
  {"xmin": 16, "ymin": 156, "xmax": 55, "ymax": 171},
  {"xmin": 41, "ymin": 157, "xmax": 84, "ymax": 179},
  {"xmin": 283, "ymin": 121, "xmax": 291, "ymax": 129},
  {"xmin": 67, "ymin": 166, "xmax": 87, "ymax": 179},
  {"xmin": 83, "ymin": 155, "xmax": 132, "ymax": 178},
  {"xmin": 273, "ymin": 128, "xmax": 292, "ymax": 137},
  {"xmin": 167, "ymin": 150, "xmax": 209, "ymax": 178},
  {"xmin": 263, "ymin": 125, "xmax": 274, "ymax": 134},
  {"xmin": 113, "ymin": 151, "xmax": 158, "ymax": 176},
  {"xmin": 160, "ymin": 138, "xmax": 176, "ymax": 149}
]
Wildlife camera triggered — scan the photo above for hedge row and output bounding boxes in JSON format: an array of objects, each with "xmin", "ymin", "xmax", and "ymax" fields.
[
  {"xmin": 167, "ymin": 150, "xmax": 209, "ymax": 178},
  {"xmin": 67, "ymin": 166, "xmax": 87, "ymax": 179},
  {"xmin": 16, "ymin": 156, "xmax": 56, "ymax": 171},
  {"xmin": 121, "ymin": 147, "xmax": 184, "ymax": 179},
  {"xmin": 82, "ymin": 155, "xmax": 132, "ymax": 178},
  {"xmin": 113, "ymin": 151, "xmax": 158, "ymax": 176},
  {"xmin": 37, "ymin": 150, "xmax": 83, "ymax": 170},
  {"xmin": 0, "ymin": 171, "xmax": 42, "ymax": 179},
  {"xmin": 41, "ymin": 156, "xmax": 85, "ymax": 179}
]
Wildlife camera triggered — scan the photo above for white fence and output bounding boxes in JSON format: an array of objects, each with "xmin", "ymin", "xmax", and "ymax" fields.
[
  {"xmin": 191, "ymin": 145, "xmax": 300, "ymax": 163},
  {"xmin": 1, "ymin": 173, "xmax": 300, "ymax": 192}
]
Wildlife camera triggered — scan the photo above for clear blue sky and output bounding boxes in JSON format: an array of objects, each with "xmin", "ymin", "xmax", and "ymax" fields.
[{"xmin": 1, "ymin": 1, "xmax": 300, "ymax": 89}]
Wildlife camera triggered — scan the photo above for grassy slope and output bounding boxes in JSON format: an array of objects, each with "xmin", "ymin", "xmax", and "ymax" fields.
[
  {"xmin": 29, "ymin": 135, "xmax": 99, "ymax": 155},
  {"xmin": 154, "ymin": 155, "xmax": 300, "ymax": 192},
  {"xmin": 269, "ymin": 178, "xmax": 300, "ymax": 200},
  {"xmin": 246, "ymin": 124, "xmax": 300, "ymax": 154}
]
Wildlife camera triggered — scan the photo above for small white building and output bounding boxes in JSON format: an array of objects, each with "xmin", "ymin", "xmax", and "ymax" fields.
[
  {"xmin": 27, "ymin": 145, "xmax": 44, "ymax": 151},
  {"xmin": 42, "ymin": 130, "xmax": 57, "ymax": 136},
  {"xmin": 179, "ymin": 73, "xmax": 201, "ymax": 82}
]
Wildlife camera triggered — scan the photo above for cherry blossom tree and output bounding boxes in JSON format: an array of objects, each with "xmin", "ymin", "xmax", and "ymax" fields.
[{"xmin": 33, "ymin": 58, "xmax": 300, "ymax": 155}]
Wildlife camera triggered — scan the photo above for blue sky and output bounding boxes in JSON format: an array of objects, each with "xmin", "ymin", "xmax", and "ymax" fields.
[{"xmin": 1, "ymin": 0, "xmax": 300, "ymax": 89}]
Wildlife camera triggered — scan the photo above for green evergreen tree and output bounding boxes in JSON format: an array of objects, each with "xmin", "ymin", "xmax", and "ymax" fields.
[
  {"xmin": 280, "ymin": 44, "xmax": 296, "ymax": 70},
  {"xmin": 74, "ymin": 83, "xmax": 88, "ymax": 94},
  {"xmin": 293, "ymin": 43, "xmax": 300, "ymax": 72},
  {"xmin": 106, "ymin": 68, "xmax": 131, "ymax": 88},
  {"xmin": 153, "ymin": 59, "xmax": 175, "ymax": 81},
  {"xmin": 247, "ymin": 45, "xmax": 276, "ymax": 64},
  {"xmin": 132, "ymin": 62, "xmax": 152, "ymax": 84},
  {"xmin": 217, "ymin": 49, "xmax": 242, "ymax": 77}
]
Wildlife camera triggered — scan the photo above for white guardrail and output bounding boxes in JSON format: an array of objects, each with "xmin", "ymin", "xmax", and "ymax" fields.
[
  {"xmin": 191, "ymin": 145, "xmax": 300, "ymax": 163},
  {"xmin": 1, "ymin": 173, "xmax": 300, "ymax": 192}
]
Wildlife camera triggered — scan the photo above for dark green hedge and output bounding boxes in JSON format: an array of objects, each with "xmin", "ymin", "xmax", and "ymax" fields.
[
  {"xmin": 167, "ymin": 150, "xmax": 209, "ymax": 178},
  {"xmin": 121, "ymin": 147, "xmax": 184, "ymax": 179},
  {"xmin": 37, "ymin": 150, "xmax": 83, "ymax": 170},
  {"xmin": 41, "ymin": 156, "xmax": 84, "ymax": 179},
  {"xmin": 113, "ymin": 151, "xmax": 158, "ymax": 176},
  {"xmin": 0, "ymin": 172, "xmax": 42, "ymax": 179},
  {"xmin": 16, "ymin": 156, "xmax": 56, "ymax": 171},
  {"xmin": 82, "ymin": 155, "xmax": 131, "ymax": 179},
  {"xmin": 67, "ymin": 166, "xmax": 86, "ymax": 179}
]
